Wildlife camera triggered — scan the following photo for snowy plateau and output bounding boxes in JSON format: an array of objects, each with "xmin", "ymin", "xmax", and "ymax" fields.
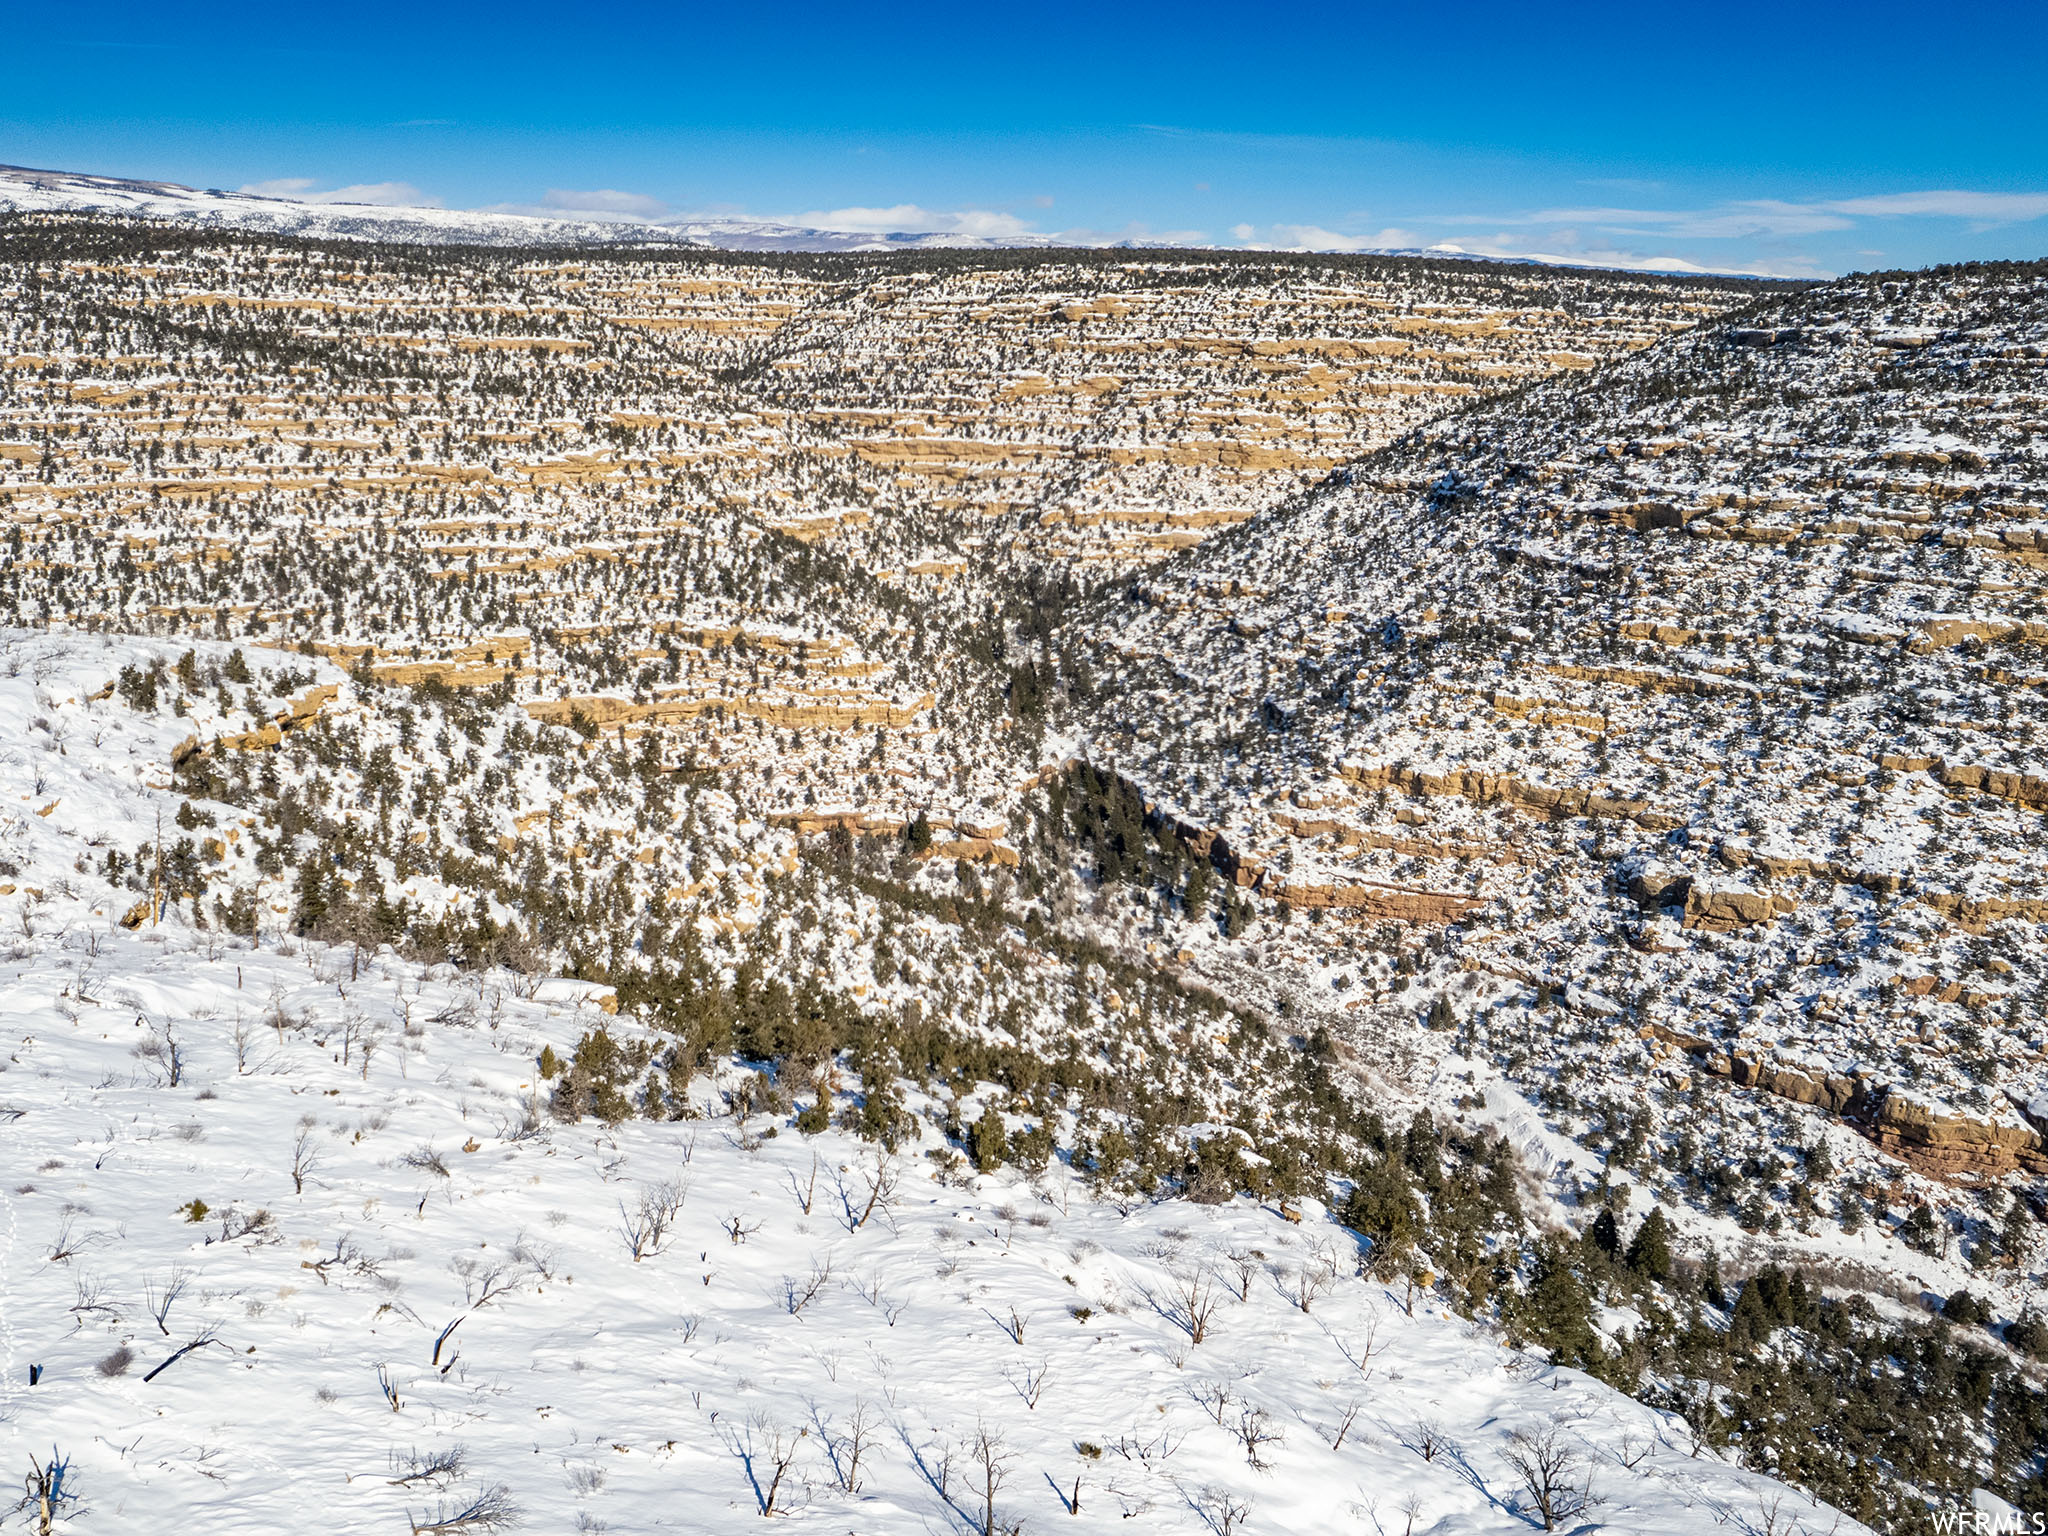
[
  {"xmin": 0, "ymin": 164, "xmax": 1060, "ymax": 255},
  {"xmin": 1, "ymin": 201, "xmax": 2046, "ymax": 1535}
]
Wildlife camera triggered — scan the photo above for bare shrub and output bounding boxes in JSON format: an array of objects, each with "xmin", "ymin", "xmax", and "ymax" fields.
[
  {"xmin": 96, "ymin": 1345, "xmax": 134, "ymax": 1377},
  {"xmin": 1151, "ymin": 1266, "xmax": 1224, "ymax": 1345},
  {"xmin": 619, "ymin": 1177, "xmax": 686, "ymax": 1262},
  {"xmin": 1501, "ymin": 1426, "xmax": 1598, "ymax": 1531},
  {"xmin": 406, "ymin": 1483, "xmax": 519, "ymax": 1534}
]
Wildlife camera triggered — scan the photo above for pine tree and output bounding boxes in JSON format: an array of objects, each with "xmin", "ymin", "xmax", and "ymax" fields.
[
  {"xmin": 1522, "ymin": 1236, "xmax": 1599, "ymax": 1366},
  {"xmin": 905, "ymin": 809, "xmax": 934, "ymax": 855},
  {"xmin": 1586, "ymin": 1206, "xmax": 1621, "ymax": 1261},
  {"xmin": 1625, "ymin": 1208, "xmax": 1673, "ymax": 1282},
  {"xmin": 293, "ymin": 853, "xmax": 330, "ymax": 936},
  {"xmin": 1341, "ymin": 1152, "xmax": 1420, "ymax": 1261},
  {"xmin": 969, "ymin": 1105, "xmax": 1010, "ymax": 1172}
]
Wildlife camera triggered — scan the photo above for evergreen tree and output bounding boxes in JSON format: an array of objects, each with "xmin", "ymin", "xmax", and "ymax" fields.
[
  {"xmin": 1522, "ymin": 1236, "xmax": 1599, "ymax": 1366},
  {"xmin": 1625, "ymin": 1208, "xmax": 1673, "ymax": 1282},
  {"xmin": 969, "ymin": 1104, "xmax": 1010, "ymax": 1172},
  {"xmin": 1586, "ymin": 1206, "xmax": 1622, "ymax": 1262},
  {"xmin": 1341, "ymin": 1152, "xmax": 1420, "ymax": 1261},
  {"xmin": 293, "ymin": 852, "xmax": 330, "ymax": 936},
  {"xmin": 905, "ymin": 809, "xmax": 934, "ymax": 855}
]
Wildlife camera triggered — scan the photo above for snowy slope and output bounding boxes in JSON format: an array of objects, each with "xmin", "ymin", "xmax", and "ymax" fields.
[
  {"xmin": 0, "ymin": 162, "xmax": 1758, "ymax": 269},
  {"xmin": 0, "ymin": 164, "xmax": 1058, "ymax": 254},
  {"xmin": 0, "ymin": 630, "xmax": 1856, "ymax": 1533}
]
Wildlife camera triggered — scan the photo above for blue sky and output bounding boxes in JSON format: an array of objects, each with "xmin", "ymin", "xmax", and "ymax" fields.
[{"xmin": 8, "ymin": 0, "xmax": 2047, "ymax": 276}]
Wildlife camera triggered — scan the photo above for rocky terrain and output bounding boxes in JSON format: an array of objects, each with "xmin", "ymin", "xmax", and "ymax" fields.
[
  {"xmin": 1092, "ymin": 259, "xmax": 2048, "ymax": 1200},
  {"xmin": 1, "ymin": 209, "xmax": 2044, "ymax": 1532}
]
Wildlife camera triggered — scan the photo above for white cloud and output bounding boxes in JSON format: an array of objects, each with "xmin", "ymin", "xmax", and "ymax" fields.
[
  {"xmin": 1264, "ymin": 224, "xmax": 1420, "ymax": 251},
  {"xmin": 944, "ymin": 209, "xmax": 1038, "ymax": 239},
  {"xmin": 237, "ymin": 178, "xmax": 439, "ymax": 208},
  {"xmin": 317, "ymin": 182, "xmax": 439, "ymax": 208},
  {"xmin": 1423, "ymin": 239, "xmax": 1826, "ymax": 281},
  {"xmin": 1819, "ymin": 189, "xmax": 2048, "ymax": 222},
  {"xmin": 791, "ymin": 204, "xmax": 1036, "ymax": 237},
  {"xmin": 541, "ymin": 188, "xmax": 670, "ymax": 219},
  {"xmin": 1433, "ymin": 188, "xmax": 2048, "ymax": 243},
  {"xmin": 1445, "ymin": 202, "xmax": 1852, "ymax": 240}
]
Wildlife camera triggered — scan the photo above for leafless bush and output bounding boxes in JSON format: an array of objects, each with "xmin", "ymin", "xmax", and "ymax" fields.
[
  {"xmin": 848, "ymin": 1270, "xmax": 906, "ymax": 1326},
  {"xmin": 784, "ymin": 1152, "xmax": 821, "ymax": 1216},
  {"xmin": 492, "ymin": 1093, "xmax": 547, "ymax": 1142},
  {"xmin": 815, "ymin": 1399, "xmax": 877, "ymax": 1494},
  {"xmin": 10, "ymin": 1447, "xmax": 81, "ymax": 1531},
  {"xmin": 135, "ymin": 1019, "xmax": 184, "ymax": 1086},
  {"xmin": 510, "ymin": 1231, "xmax": 558, "ymax": 1281},
  {"xmin": 619, "ymin": 1178, "xmax": 686, "ymax": 1262},
  {"xmin": 145, "ymin": 1266, "xmax": 191, "ymax": 1335},
  {"xmin": 1335, "ymin": 1312, "xmax": 1383, "ymax": 1378},
  {"xmin": 1151, "ymin": 1267, "xmax": 1224, "ymax": 1345},
  {"xmin": 217, "ymin": 1205, "xmax": 276, "ymax": 1243},
  {"xmin": 402, "ymin": 1144, "xmax": 451, "ymax": 1178},
  {"xmin": 781, "ymin": 1255, "xmax": 834, "ymax": 1315},
  {"xmin": 968, "ymin": 1423, "xmax": 1017, "ymax": 1536},
  {"xmin": 1182, "ymin": 1482, "xmax": 1252, "ymax": 1534},
  {"xmin": 45, "ymin": 1212, "xmax": 92, "ymax": 1264},
  {"xmin": 1002, "ymin": 1359, "xmax": 1053, "ymax": 1409},
  {"xmin": 1327, "ymin": 1397, "xmax": 1363, "ymax": 1450},
  {"xmin": 1191, "ymin": 1380, "xmax": 1234, "ymax": 1425},
  {"xmin": 722, "ymin": 1213, "xmax": 764, "ymax": 1246},
  {"xmin": 96, "ymin": 1345, "xmax": 134, "ymax": 1377},
  {"xmin": 406, "ymin": 1483, "xmax": 519, "ymax": 1534},
  {"xmin": 233, "ymin": 1015, "xmax": 262, "ymax": 1074},
  {"xmin": 450, "ymin": 1255, "xmax": 524, "ymax": 1309},
  {"xmin": 1221, "ymin": 1247, "xmax": 1264, "ymax": 1301},
  {"xmin": 143, "ymin": 1322, "xmax": 228, "ymax": 1384},
  {"xmin": 1501, "ymin": 1426, "xmax": 1598, "ymax": 1531},
  {"xmin": 836, "ymin": 1150, "xmax": 901, "ymax": 1232},
  {"xmin": 1232, "ymin": 1405, "xmax": 1282, "ymax": 1470},
  {"xmin": 388, "ymin": 1445, "xmax": 468, "ymax": 1488},
  {"xmin": 1408, "ymin": 1418, "xmax": 1449, "ymax": 1463},
  {"xmin": 302, "ymin": 1232, "xmax": 381, "ymax": 1286},
  {"xmin": 1611, "ymin": 1428, "xmax": 1653, "ymax": 1470},
  {"xmin": 724, "ymin": 1412, "xmax": 807, "ymax": 1516},
  {"xmin": 68, "ymin": 1271, "xmax": 117, "ymax": 1324},
  {"xmin": 1288, "ymin": 1245, "xmax": 1339, "ymax": 1313},
  {"xmin": 290, "ymin": 1124, "xmax": 323, "ymax": 1194}
]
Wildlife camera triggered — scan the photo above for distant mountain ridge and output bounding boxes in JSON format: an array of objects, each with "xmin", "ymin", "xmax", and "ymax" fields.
[
  {"xmin": 0, "ymin": 161, "xmax": 1062, "ymax": 253},
  {"xmin": 0, "ymin": 160, "xmax": 1781, "ymax": 272}
]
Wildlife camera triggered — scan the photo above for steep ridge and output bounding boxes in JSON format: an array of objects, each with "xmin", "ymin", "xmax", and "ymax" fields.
[{"xmin": 1087, "ymin": 259, "xmax": 2048, "ymax": 1271}]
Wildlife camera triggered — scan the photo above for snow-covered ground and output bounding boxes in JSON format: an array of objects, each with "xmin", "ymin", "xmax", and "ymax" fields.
[
  {"xmin": 0, "ymin": 163, "xmax": 1056, "ymax": 254},
  {"xmin": 0, "ymin": 633, "xmax": 1859, "ymax": 1533}
]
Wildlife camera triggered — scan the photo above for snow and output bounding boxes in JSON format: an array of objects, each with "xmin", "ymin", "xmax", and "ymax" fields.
[
  {"xmin": 0, "ymin": 163, "xmax": 1058, "ymax": 256},
  {"xmin": 0, "ymin": 632, "xmax": 1861, "ymax": 1532}
]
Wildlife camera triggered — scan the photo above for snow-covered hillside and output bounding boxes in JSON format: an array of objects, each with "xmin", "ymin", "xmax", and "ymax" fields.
[
  {"xmin": 0, "ymin": 631, "xmax": 1856, "ymax": 1532},
  {"xmin": 0, "ymin": 163, "xmax": 1060, "ymax": 253},
  {"xmin": 0, "ymin": 162, "xmax": 1756, "ymax": 269}
]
